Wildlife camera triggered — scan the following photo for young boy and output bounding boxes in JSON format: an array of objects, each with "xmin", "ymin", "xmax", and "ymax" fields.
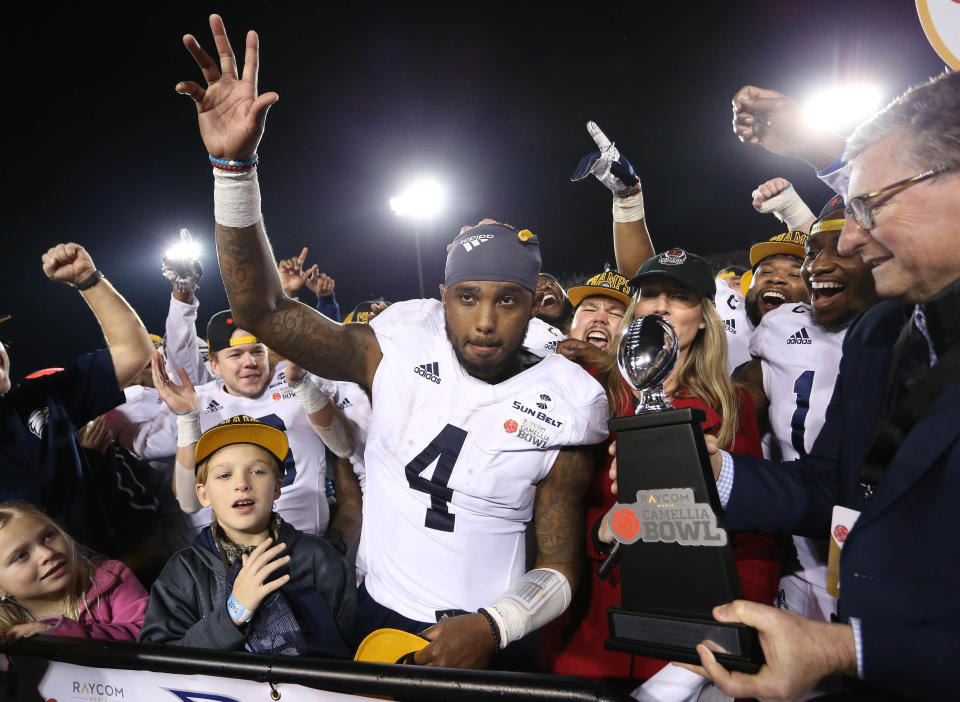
[{"xmin": 139, "ymin": 415, "xmax": 355, "ymax": 656}]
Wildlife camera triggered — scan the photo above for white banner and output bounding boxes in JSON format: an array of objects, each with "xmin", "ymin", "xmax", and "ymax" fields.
[{"xmin": 11, "ymin": 659, "xmax": 382, "ymax": 702}]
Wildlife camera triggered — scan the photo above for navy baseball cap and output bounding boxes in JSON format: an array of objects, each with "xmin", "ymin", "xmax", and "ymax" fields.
[{"xmin": 629, "ymin": 248, "xmax": 716, "ymax": 299}]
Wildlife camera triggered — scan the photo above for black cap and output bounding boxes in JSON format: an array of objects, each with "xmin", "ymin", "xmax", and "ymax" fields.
[
  {"xmin": 629, "ymin": 248, "xmax": 716, "ymax": 299},
  {"xmin": 207, "ymin": 310, "xmax": 259, "ymax": 353}
]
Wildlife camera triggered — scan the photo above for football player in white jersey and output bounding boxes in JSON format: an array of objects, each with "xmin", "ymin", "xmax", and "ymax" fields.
[
  {"xmin": 535, "ymin": 273, "xmax": 574, "ymax": 334},
  {"xmin": 175, "ymin": 15, "xmax": 608, "ymax": 670},
  {"xmin": 151, "ymin": 310, "xmax": 356, "ymax": 542},
  {"xmin": 739, "ymin": 199, "xmax": 878, "ymax": 622}
]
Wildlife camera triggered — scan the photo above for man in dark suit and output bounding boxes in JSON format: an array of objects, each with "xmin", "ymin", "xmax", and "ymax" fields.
[{"xmin": 672, "ymin": 71, "xmax": 960, "ymax": 700}]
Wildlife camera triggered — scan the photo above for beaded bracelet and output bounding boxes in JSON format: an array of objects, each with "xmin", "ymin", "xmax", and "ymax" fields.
[
  {"xmin": 477, "ymin": 608, "xmax": 502, "ymax": 650},
  {"xmin": 209, "ymin": 154, "xmax": 258, "ymax": 171}
]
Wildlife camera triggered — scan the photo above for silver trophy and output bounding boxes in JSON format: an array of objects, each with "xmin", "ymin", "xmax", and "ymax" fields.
[{"xmin": 616, "ymin": 314, "xmax": 678, "ymax": 413}]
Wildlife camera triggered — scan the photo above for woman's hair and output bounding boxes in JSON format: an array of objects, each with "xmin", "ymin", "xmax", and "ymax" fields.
[
  {"xmin": 0, "ymin": 502, "xmax": 95, "ymax": 632},
  {"xmin": 595, "ymin": 295, "xmax": 741, "ymax": 449}
]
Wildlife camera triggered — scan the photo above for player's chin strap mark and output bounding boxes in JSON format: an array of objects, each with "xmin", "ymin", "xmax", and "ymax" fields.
[{"xmin": 481, "ymin": 568, "xmax": 571, "ymax": 649}]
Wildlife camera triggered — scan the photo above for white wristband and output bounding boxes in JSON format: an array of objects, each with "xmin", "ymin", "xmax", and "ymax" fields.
[
  {"xmin": 754, "ymin": 185, "xmax": 814, "ymax": 231},
  {"xmin": 611, "ymin": 190, "xmax": 645, "ymax": 223},
  {"xmin": 484, "ymin": 568, "xmax": 571, "ymax": 649},
  {"xmin": 176, "ymin": 410, "xmax": 201, "ymax": 448},
  {"xmin": 213, "ymin": 168, "xmax": 262, "ymax": 228},
  {"xmin": 290, "ymin": 375, "xmax": 330, "ymax": 415}
]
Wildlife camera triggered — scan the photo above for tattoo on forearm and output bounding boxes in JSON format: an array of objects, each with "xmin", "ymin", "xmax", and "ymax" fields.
[{"xmin": 534, "ymin": 447, "xmax": 595, "ymax": 580}]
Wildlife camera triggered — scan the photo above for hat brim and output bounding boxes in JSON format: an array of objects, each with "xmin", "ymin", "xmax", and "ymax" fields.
[
  {"xmin": 195, "ymin": 423, "xmax": 289, "ymax": 465},
  {"xmin": 354, "ymin": 628, "xmax": 429, "ymax": 664},
  {"xmin": 740, "ymin": 269, "xmax": 753, "ymax": 297},
  {"xmin": 749, "ymin": 242, "xmax": 805, "ymax": 268},
  {"xmin": 566, "ymin": 285, "xmax": 632, "ymax": 308}
]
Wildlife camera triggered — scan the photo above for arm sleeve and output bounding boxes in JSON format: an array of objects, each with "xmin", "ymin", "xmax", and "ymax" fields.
[
  {"xmin": 42, "ymin": 561, "xmax": 149, "ymax": 642},
  {"xmin": 316, "ymin": 291, "xmax": 341, "ymax": 322},
  {"xmin": 46, "ymin": 349, "xmax": 125, "ymax": 427},
  {"xmin": 138, "ymin": 558, "xmax": 248, "ymax": 649},
  {"xmin": 164, "ymin": 294, "xmax": 214, "ymax": 385},
  {"xmin": 816, "ymin": 158, "xmax": 850, "ymax": 200}
]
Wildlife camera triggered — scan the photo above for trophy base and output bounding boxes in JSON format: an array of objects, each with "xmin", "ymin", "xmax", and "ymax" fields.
[{"xmin": 606, "ymin": 607, "xmax": 764, "ymax": 673}]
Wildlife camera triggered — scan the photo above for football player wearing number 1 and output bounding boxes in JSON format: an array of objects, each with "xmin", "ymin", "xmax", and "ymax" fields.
[
  {"xmin": 739, "ymin": 198, "xmax": 878, "ymax": 623},
  {"xmin": 177, "ymin": 14, "xmax": 609, "ymax": 670}
]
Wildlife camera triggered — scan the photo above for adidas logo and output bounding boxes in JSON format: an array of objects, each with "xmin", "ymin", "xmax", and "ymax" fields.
[
  {"xmin": 337, "ymin": 397, "xmax": 353, "ymax": 410},
  {"xmin": 203, "ymin": 399, "xmax": 224, "ymax": 414},
  {"xmin": 414, "ymin": 361, "xmax": 441, "ymax": 384},
  {"xmin": 787, "ymin": 328, "xmax": 812, "ymax": 345},
  {"xmin": 460, "ymin": 234, "xmax": 494, "ymax": 251},
  {"xmin": 724, "ymin": 318, "xmax": 736, "ymax": 334}
]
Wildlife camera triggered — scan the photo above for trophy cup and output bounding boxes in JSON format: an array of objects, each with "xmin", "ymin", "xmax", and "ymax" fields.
[{"xmin": 603, "ymin": 315, "xmax": 763, "ymax": 673}]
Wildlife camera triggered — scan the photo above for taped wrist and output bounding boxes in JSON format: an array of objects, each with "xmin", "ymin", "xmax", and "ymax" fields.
[
  {"xmin": 213, "ymin": 168, "xmax": 262, "ymax": 228},
  {"xmin": 483, "ymin": 568, "xmax": 571, "ymax": 649},
  {"xmin": 313, "ymin": 415, "xmax": 354, "ymax": 458},
  {"xmin": 611, "ymin": 189, "xmax": 645, "ymax": 223},
  {"xmin": 176, "ymin": 410, "xmax": 201, "ymax": 448},
  {"xmin": 754, "ymin": 185, "xmax": 814, "ymax": 230},
  {"xmin": 290, "ymin": 375, "xmax": 330, "ymax": 414}
]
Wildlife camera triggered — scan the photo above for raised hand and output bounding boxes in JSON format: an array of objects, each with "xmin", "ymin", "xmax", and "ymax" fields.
[
  {"xmin": 306, "ymin": 272, "xmax": 335, "ymax": 298},
  {"xmin": 231, "ymin": 538, "xmax": 292, "ymax": 616},
  {"xmin": 162, "ymin": 228, "xmax": 204, "ymax": 294},
  {"xmin": 151, "ymin": 349, "xmax": 198, "ymax": 415},
  {"xmin": 176, "ymin": 14, "xmax": 278, "ymax": 161},
  {"xmin": 731, "ymin": 86, "xmax": 845, "ymax": 170},
  {"xmin": 3, "ymin": 621, "xmax": 54, "ymax": 642},
  {"xmin": 277, "ymin": 247, "xmax": 319, "ymax": 297},
  {"xmin": 414, "ymin": 613, "xmax": 496, "ymax": 669},
  {"xmin": 78, "ymin": 416, "xmax": 113, "ymax": 454},
  {"xmin": 751, "ymin": 177, "xmax": 815, "ymax": 232},
  {"xmin": 570, "ymin": 121, "xmax": 641, "ymax": 197},
  {"xmin": 42, "ymin": 243, "xmax": 97, "ymax": 287}
]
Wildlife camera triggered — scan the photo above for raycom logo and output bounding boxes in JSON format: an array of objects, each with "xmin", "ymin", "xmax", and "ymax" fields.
[{"xmin": 68, "ymin": 679, "xmax": 125, "ymax": 701}]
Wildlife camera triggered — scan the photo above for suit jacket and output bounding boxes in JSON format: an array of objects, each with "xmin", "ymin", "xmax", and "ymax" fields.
[{"xmin": 725, "ymin": 301, "xmax": 960, "ymax": 700}]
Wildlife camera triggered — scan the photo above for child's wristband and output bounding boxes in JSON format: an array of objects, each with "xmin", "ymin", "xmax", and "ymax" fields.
[{"xmin": 227, "ymin": 593, "xmax": 254, "ymax": 624}]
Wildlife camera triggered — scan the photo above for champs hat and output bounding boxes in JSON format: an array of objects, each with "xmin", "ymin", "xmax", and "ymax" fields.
[
  {"xmin": 195, "ymin": 415, "xmax": 289, "ymax": 467},
  {"xmin": 444, "ymin": 223, "xmax": 541, "ymax": 293},
  {"xmin": 566, "ymin": 271, "xmax": 633, "ymax": 307},
  {"xmin": 354, "ymin": 628, "xmax": 429, "ymax": 665},
  {"xmin": 629, "ymin": 248, "xmax": 716, "ymax": 299},
  {"xmin": 748, "ymin": 231, "xmax": 807, "ymax": 268},
  {"xmin": 810, "ymin": 195, "xmax": 846, "ymax": 236},
  {"xmin": 207, "ymin": 310, "xmax": 259, "ymax": 353},
  {"xmin": 343, "ymin": 300, "xmax": 390, "ymax": 325}
]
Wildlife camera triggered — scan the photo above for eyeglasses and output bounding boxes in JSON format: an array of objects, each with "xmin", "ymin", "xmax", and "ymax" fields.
[{"xmin": 846, "ymin": 165, "xmax": 953, "ymax": 230}]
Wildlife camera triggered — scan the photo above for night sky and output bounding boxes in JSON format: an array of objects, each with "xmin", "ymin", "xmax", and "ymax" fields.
[{"xmin": 4, "ymin": 0, "xmax": 946, "ymax": 374}]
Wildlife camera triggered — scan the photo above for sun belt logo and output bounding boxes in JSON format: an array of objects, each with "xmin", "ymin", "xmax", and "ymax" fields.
[
  {"xmin": 787, "ymin": 327, "xmax": 812, "ymax": 345},
  {"xmin": 535, "ymin": 393, "xmax": 554, "ymax": 412},
  {"xmin": 658, "ymin": 248, "xmax": 687, "ymax": 265},
  {"xmin": 28, "ymin": 407, "xmax": 50, "ymax": 439},
  {"xmin": 511, "ymin": 399, "xmax": 563, "ymax": 428},
  {"xmin": 460, "ymin": 233, "xmax": 494, "ymax": 251},
  {"xmin": 414, "ymin": 361, "xmax": 441, "ymax": 384}
]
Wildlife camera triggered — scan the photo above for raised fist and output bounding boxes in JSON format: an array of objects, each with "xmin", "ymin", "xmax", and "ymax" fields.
[
  {"xmin": 570, "ymin": 121, "xmax": 641, "ymax": 198},
  {"xmin": 42, "ymin": 243, "xmax": 97, "ymax": 287}
]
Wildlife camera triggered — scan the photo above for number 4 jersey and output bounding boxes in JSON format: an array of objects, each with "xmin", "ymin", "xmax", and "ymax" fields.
[{"xmin": 362, "ymin": 299, "xmax": 609, "ymax": 622}]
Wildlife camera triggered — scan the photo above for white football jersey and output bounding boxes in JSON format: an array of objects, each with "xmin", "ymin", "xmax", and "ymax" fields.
[
  {"xmin": 749, "ymin": 302, "xmax": 846, "ymax": 620},
  {"xmin": 314, "ymin": 377, "xmax": 372, "ymax": 492},
  {"xmin": 361, "ymin": 299, "xmax": 609, "ymax": 622},
  {"xmin": 192, "ymin": 362, "xmax": 330, "ymax": 536},
  {"xmin": 715, "ymin": 284, "xmax": 753, "ymax": 375}
]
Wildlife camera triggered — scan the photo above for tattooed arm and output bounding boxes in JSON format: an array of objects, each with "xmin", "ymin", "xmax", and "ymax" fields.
[
  {"xmin": 176, "ymin": 14, "xmax": 381, "ymax": 387},
  {"xmin": 533, "ymin": 446, "xmax": 596, "ymax": 588},
  {"xmin": 216, "ymin": 222, "xmax": 381, "ymax": 388}
]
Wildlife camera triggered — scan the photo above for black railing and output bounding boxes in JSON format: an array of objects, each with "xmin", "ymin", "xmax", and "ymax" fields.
[{"xmin": 0, "ymin": 637, "xmax": 634, "ymax": 702}]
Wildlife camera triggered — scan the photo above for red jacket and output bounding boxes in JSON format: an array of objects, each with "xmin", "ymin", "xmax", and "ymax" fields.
[{"xmin": 541, "ymin": 385, "xmax": 779, "ymax": 688}]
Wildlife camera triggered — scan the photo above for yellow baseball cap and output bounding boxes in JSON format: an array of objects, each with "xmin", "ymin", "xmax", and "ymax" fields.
[
  {"xmin": 195, "ymin": 415, "xmax": 289, "ymax": 467},
  {"xmin": 566, "ymin": 271, "xmax": 633, "ymax": 307},
  {"xmin": 354, "ymin": 628, "xmax": 429, "ymax": 665},
  {"xmin": 748, "ymin": 231, "xmax": 807, "ymax": 268}
]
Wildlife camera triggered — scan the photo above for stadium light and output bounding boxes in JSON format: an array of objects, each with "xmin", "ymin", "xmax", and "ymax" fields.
[
  {"xmin": 802, "ymin": 85, "xmax": 883, "ymax": 132},
  {"xmin": 389, "ymin": 179, "xmax": 445, "ymax": 220},
  {"xmin": 164, "ymin": 228, "xmax": 201, "ymax": 261}
]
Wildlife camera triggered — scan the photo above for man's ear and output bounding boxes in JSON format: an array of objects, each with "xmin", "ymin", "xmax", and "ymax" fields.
[
  {"xmin": 208, "ymin": 351, "xmax": 222, "ymax": 378},
  {"xmin": 196, "ymin": 482, "xmax": 211, "ymax": 508},
  {"xmin": 439, "ymin": 284, "xmax": 447, "ymax": 304},
  {"xmin": 530, "ymin": 290, "xmax": 545, "ymax": 319}
]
